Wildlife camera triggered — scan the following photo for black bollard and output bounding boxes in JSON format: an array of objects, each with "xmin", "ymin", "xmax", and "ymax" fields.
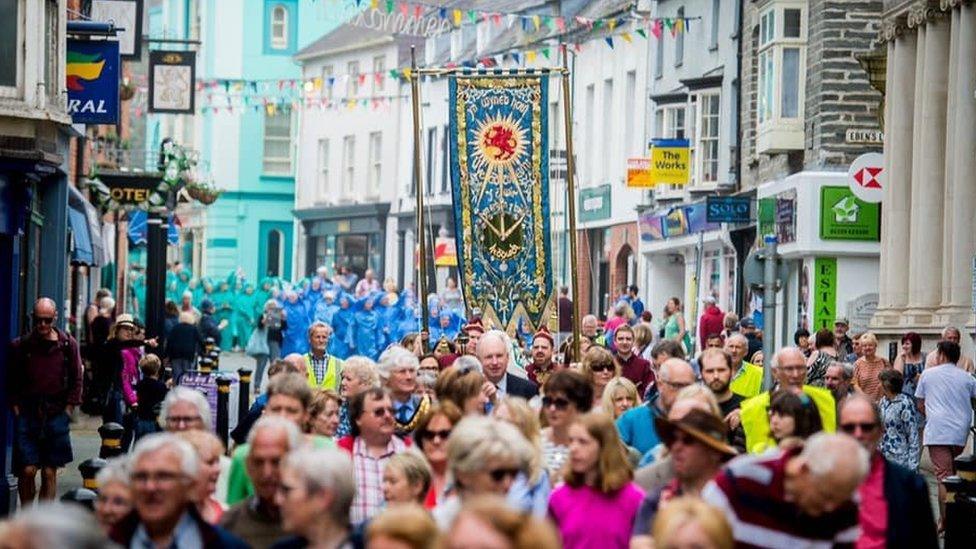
[
  {"xmin": 78, "ymin": 457, "xmax": 107, "ymax": 491},
  {"xmin": 209, "ymin": 349, "xmax": 221, "ymax": 370},
  {"xmin": 199, "ymin": 357, "xmax": 214, "ymax": 374},
  {"xmin": 945, "ymin": 455, "xmax": 976, "ymax": 548},
  {"xmin": 237, "ymin": 368, "xmax": 252, "ymax": 425},
  {"xmin": 215, "ymin": 376, "xmax": 232, "ymax": 449},
  {"xmin": 204, "ymin": 337, "xmax": 216, "ymax": 355},
  {"xmin": 60, "ymin": 488, "xmax": 98, "ymax": 510},
  {"xmin": 97, "ymin": 423, "xmax": 125, "ymax": 459}
]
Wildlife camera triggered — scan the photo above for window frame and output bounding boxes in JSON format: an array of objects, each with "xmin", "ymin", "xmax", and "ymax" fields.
[
  {"xmin": 317, "ymin": 138, "xmax": 330, "ymax": 199},
  {"xmin": 675, "ymin": 7, "xmax": 685, "ymax": 67},
  {"xmin": 368, "ymin": 131, "xmax": 382, "ymax": 198},
  {"xmin": 270, "ymin": 5, "xmax": 288, "ymax": 50},
  {"xmin": 347, "ymin": 60, "xmax": 360, "ymax": 98},
  {"xmin": 262, "ymin": 111, "xmax": 294, "ymax": 176},
  {"xmin": 0, "ymin": 0, "xmax": 24, "ymax": 97},
  {"xmin": 321, "ymin": 64, "xmax": 334, "ymax": 100},
  {"xmin": 372, "ymin": 55, "xmax": 385, "ymax": 94},
  {"xmin": 342, "ymin": 135, "xmax": 356, "ymax": 198},
  {"xmin": 756, "ymin": 1, "xmax": 807, "ymax": 152},
  {"xmin": 696, "ymin": 91, "xmax": 721, "ymax": 185}
]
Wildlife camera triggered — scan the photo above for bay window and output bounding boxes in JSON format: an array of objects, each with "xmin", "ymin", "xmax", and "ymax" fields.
[{"xmin": 756, "ymin": 1, "xmax": 806, "ymax": 153}]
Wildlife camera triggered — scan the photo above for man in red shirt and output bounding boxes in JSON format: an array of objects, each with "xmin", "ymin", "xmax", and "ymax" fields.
[
  {"xmin": 697, "ymin": 296, "xmax": 725, "ymax": 351},
  {"xmin": 613, "ymin": 325, "xmax": 654, "ymax": 397},
  {"xmin": 526, "ymin": 326, "xmax": 558, "ymax": 386},
  {"xmin": 839, "ymin": 395, "xmax": 937, "ymax": 548}
]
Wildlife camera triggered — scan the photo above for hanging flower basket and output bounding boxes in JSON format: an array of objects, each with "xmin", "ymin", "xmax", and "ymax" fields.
[{"xmin": 120, "ymin": 82, "xmax": 137, "ymax": 101}]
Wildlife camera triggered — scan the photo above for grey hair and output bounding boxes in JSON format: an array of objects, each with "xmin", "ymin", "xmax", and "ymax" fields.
[
  {"xmin": 476, "ymin": 329, "xmax": 510, "ymax": 358},
  {"xmin": 246, "ymin": 415, "xmax": 302, "ymax": 450},
  {"xmin": 285, "ymin": 447, "xmax": 356, "ymax": 525},
  {"xmin": 658, "ymin": 358, "xmax": 694, "ymax": 383},
  {"xmin": 307, "ymin": 320, "xmax": 332, "ymax": 339},
  {"xmin": 453, "ymin": 355, "xmax": 483, "ymax": 375},
  {"xmin": 828, "ymin": 361, "xmax": 854, "ymax": 381},
  {"xmin": 801, "ymin": 432, "xmax": 870, "ymax": 482},
  {"xmin": 130, "ymin": 433, "xmax": 199, "ymax": 479},
  {"xmin": 343, "ymin": 356, "xmax": 380, "ymax": 386},
  {"xmin": 5, "ymin": 502, "xmax": 116, "ymax": 549},
  {"xmin": 772, "ymin": 346, "xmax": 807, "ymax": 369},
  {"xmin": 95, "ymin": 457, "xmax": 130, "ymax": 488},
  {"xmin": 377, "ymin": 345, "xmax": 420, "ymax": 381},
  {"xmin": 447, "ymin": 417, "xmax": 533, "ymax": 480},
  {"xmin": 160, "ymin": 387, "xmax": 213, "ymax": 431},
  {"xmin": 727, "ymin": 333, "xmax": 748, "ymax": 347}
]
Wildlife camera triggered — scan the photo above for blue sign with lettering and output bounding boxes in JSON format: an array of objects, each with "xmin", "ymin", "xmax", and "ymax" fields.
[
  {"xmin": 706, "ymin": 196, "xmax": 752, "ymax": 224},
  {"xmin": 66, "ymin": 39, "xmax": 120, "ymax": 124}
]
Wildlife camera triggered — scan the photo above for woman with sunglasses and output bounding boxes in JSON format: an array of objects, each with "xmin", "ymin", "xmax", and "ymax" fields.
[
  {"xmin": 540, "ymin": 370, "xmax": 593, "ymax": 482},
  {"xmin": 414, "ymin": 402, "xmax": 463, "ymax": 508},
  {"xmin": 432, "ymin": 416, "xmax": 534, "ymax": 530},
  {"xmin": 548, "ymin": 412, "xmax": 644, "ymax": 549},
  {"xmin": 493, "ymin": 397, "xmax": 550, "ymax": 516},
  {"xmin": 580, "ymin": 347, "xmax": 619, "ymax": 409}
]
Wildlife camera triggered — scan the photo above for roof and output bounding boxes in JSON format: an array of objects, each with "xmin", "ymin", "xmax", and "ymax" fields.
[{"xmin": 295, "ymin": 23, "xmax": 393, "ymax": 61}]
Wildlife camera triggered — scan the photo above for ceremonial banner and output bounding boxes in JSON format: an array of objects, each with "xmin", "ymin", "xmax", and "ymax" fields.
[{"xmin": 449, "ymin": 75, "xmax": 552, "ymax": 333}]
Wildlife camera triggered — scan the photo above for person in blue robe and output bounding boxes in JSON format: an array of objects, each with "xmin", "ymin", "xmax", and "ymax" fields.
[
  {"xmin": 328, "ymin": 294, "xmax": 356, "ymax": 359},
  {"xmin": 396, "ymin": 289, "xmax": 419, "ymax": 341},
  {"xmin": 313, "ymin": 290, "xmax": 339, "ymax": 327},
  {"xmin": 353, "ymin": 293, "xmax": 381, "ymax": 360},
  {"xmin": 429, "ymin": 311, "xmax": 462, "ymax": 343},
  {"xmin": 376, "ymin": 292, "xmax": 401, "ymax": 352},
  {"xmin": 280, "ymin": 290, "xmax": 310, "ymax": 356},
  {"xmin": 303, "ymin": 277, "xmax": 325, "ymax": 324}
]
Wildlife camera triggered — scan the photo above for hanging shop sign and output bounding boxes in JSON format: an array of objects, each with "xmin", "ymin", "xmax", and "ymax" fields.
[
  {"xmin": 819, "ymin": 186, "xmax": 880, "ymax": 241},
  {"xmin": 706, "ymin": 196, "xmax": 751, "ymax": 223},
  {"xmin": 90, "ymin": 0, "xmax": 143, "ymax": 60},
  {"xmin": 66, "ymin": 39, "xmax": 120, "ymax": 124},
  {"xmin": 434, "ymin": 236, "xmax": 458, "ymax": 267},
  {"xmin": 579, "ymin": 185, "xmax": 612, "ymax": 223},
  {"xmin": 149, "ymin": 50, "xmax": 196, "ymax": 114},
  {"xmin": 649, "ymin": 138, "xmax": 690, "ymax": 186},
  {"xmin": 813, "ymin": 257, "xmax": 838, "ymax": 331},
  {"xmin": 758, "ymin": 190, "xmax": 796, "ymax": 246},
  {"xmin": 639, "ymin": 202, "xmax": 719, "ymax": 242},
  {"xmin": 626, "ymin": 158, "xmax": 653, "ymax": 188},
  {"xmin": 847, "ymin": 152, "xmax": 884, "ymax": 204}
]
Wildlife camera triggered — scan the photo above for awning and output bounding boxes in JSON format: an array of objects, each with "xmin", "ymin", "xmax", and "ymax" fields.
[{"xmin": 67, "ymin": 184, "xmax": 103, "ymax": 266}]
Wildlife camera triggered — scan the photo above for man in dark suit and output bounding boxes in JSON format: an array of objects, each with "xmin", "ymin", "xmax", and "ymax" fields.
[
  {"xmin": 478, "ymin": 329, "xmax": 538, "ymax": 399},
  {"xmin": 839, "ymin": 395, "xmax": 937, "ymax": 549}
]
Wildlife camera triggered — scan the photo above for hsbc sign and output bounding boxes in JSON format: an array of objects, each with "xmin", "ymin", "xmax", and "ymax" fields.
[{"xmin": 847, "ymin": 152, "xmax": 884, "ymax": 203}]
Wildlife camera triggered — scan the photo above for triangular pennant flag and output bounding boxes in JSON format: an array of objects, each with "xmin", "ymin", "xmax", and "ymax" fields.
[
  {"xmin": 608, "ymin": 19, "xmax": 617, "ymax": 31},
  {"xmin": 545, "ymin": 16, "xmax": 555, "ymax": 31},
  {"xmin": 636, "ymin": 28, "xmax": 647, "ymax": 39},
  {"xmin": 414, "ymin": 5, "xmax": 422, "ymax": 18},
  {"xmin": 652, "ymin": 19, "xmax": 663, "ymax": 39},
  {"xmin": 541, "ymin": 48, "xmax": 551, "ymax": 59},
  {"xmin": 492, "ymin": 13, "xmax": 501, "ymax": 26},
  {"xmin": 683, "ymin": 18, "xmax": 690, "ymax": 32},
  {"xmin": 622, "ymin": 32, "xmax": 632, "ymax": 43},
  {"xmin": 386, "ymin": 0, "xmax": 394, "ymax": 14},
  {"xmin": 532, "ymin": 15, "xmax": 541, "ymax": 31},
  {"xmin": 507, "ymin": 14, "xmax": 517, "ymax": 27},
  {"xmin": 674, "ymin": 19, "xmax": 684, "ymax": 36},
  {"xmin": 399, "ymin": 2, "xmax": 408, "ymax": 17},
  {"xmin": 371, "ymin": 0, "xmax": 378, "ymax": 9},
  {"xmin": 574, "ymin": 43, "xmax": 582, "ymax": 52},
  {"xmin": 402, "ymin": 68, "xmax": 413, "ymax": 80},
  {"xmin": 453, "ymin": 9, "xmax": 461, "ymax": 26},
  {"xmin": 604, "ymin": 36, "xmax": 614, "ymax": 48},
  {"xmin": 555, "ymin": 17, "xmax": 565, "ymax": 32},
  {"xmin": 468, "ymin": 10, "xmax": 477, "ymax": 24},
  {"xmin": 664, "ymin": 19, "xmax": 674, "ymax": 31},
  {"xmin": 526, "ymin": 50, "xmax": 537, "ymax": 63},
  {"xmin": 439, "ymin": 8, "xmax": 446, "ymax": 19}
]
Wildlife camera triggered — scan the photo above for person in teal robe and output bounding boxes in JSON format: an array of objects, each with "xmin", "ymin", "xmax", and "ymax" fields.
[
  {"xmin": 198, "ymin": 277, "xmax": 215, "ymax": 309},
  {"xmin": 165, "ymin": 269, "xmax": 179, "ymax": 304},
  {"xmin": 128, "ymin": 270, "xmax": 146, "ymax": 318},
  {"xmin": 174, "ymin": 268, "xmax": 192, "ymax": 302},
  {"xmin": 234, "ymin": 282, "xmax": 258, "ymax": 351},
  {"xmin": 254, "ymin": 277, "xmax": 275, "ymax": 321},
  {"xmin": 212, "ymin": 276, "xmax": 236, "ymax": 351}
]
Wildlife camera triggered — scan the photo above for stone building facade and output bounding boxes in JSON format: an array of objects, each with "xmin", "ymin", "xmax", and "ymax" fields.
[{"xmin": 871, "ymin": 0, "xmax": 975, "ymax": 350}]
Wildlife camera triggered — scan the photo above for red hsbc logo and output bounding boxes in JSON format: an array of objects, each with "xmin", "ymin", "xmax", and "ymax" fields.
[{"xmin": 853, "ymin": 167, "xmax": 882, "ymax": 189}]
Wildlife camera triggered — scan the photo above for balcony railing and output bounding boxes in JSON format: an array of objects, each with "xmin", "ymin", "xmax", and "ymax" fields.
[{"xmin": 90, "ymin": 142, "xmax": 208, "ymax": 179}]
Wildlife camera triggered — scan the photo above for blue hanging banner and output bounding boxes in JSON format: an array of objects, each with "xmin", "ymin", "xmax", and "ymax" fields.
[
  {"xmin": 448, "ymin": 75, "xmax": 553, "ymax": 333},
  {"xmin": 66, "ymin": 39, "xmax": 120, "ymax": 124}
]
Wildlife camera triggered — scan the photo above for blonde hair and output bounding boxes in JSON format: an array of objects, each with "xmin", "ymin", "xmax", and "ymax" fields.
[
  {"xmin": 434, "ymin": 365, "xmax": 486, "ymax": 412},
  {"xmin": 579, "ymin": 346, "xmax": 619, "ymax": 383},
  {"xmin": 138, "ymin": 354, "xmax": 162, "ymax": 378},
  {"xmin": 601, "ymin": 377, "xmax": 640, "ymax": 418},
  {"xmin": 368, "ymin": 503, "xmax": 439, "ymax": 549},
  {"xmin": 493, "ymin": 397, "xmax": 544, "ymax": 483},
  {"xmin": 633, "ymin": 323, "xmax": 653, "ymax": 350},
  {"xmin": 674, "ymin": 384, "xmax": 722, "ymax": 418},
  {"xmin": 176, "ymin": 429, "xmax": 225, "ymax": 461},
  {"xmin": 859, "ymin": 332, "xmax": 878, "ymax": 346},
  {"xmin": 562, "ymin": 412, "xmax": 632, "ymax": 494},
  {"xmin": 383, "ymin": 451, "xmax": 432, "ymax": 504},
  {"xmin": 447, "ymin": 417, "xmax": 533, "ymax": 489},
  {"xmin": 651, "ymin": 497, "xmax": 733, "ymax": 549}
]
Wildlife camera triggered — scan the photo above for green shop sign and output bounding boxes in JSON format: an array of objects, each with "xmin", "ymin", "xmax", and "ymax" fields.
[
  {"xmin": 579, "ymin": 184, "xmax": 611, "ymax": 223},
  {"xmin": 820, "ymin": 186, "xmax": 880, "ymax": 241},
  {"xmin": 813, "ymin": 257, "xmax": 837, "ymax": 330}
]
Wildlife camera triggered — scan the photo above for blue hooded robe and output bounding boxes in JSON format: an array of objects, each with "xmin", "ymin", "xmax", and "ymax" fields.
[
  {"xmin": 328, "ymin": 295, "xmax": 356, "ymax": 359},
  {"xmin": 281, "ymin": 291, "xmax": 310, "ymax": 356},
  {"xmin": 352, "ymin": 294, "xmax": 382, "ymax": 360}
]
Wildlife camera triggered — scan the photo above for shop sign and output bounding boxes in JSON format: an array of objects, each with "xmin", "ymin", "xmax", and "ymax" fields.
[
  {"xmin": 66, "ymin": 39, "xmax": 120, "ymax": 124},
  {"xmin": 706, "ymin": 196, "xmax": 751, "ymax": 223},
  {"xmin": 844, "ymin": 128, "xmax": 883, "ymax": 145},
  {"xmin": 759, "ymin": 190, "xmax": 796, "ymax": 245},
  {"xmin": 149, "ymin": 50, "xmax": 196, "ymax": 114},
  {"xmin": 638, "ymin": 212, "xmax": 665, "ymax": 242},
  {"xmin": 813, "ymin": 257, "xmax": 837, "ymax": 330},
  {"xmin": 434, "ymin": 237, "xmax": 458, "ymax": 267},
  {"xmin": 664, "ymin": 207, "xmax": 688, "ymax": 238},
  {"xmin": 97, "ymin": 175, "xmax": 159, "ymax": 205},
  {"xmin": 848, "ymin": 152, "xmax": 884, "ymax": 203},
  {"xmin": 820, "ymin": 186, "xmax": 880, "ymax": 241},
  {"xmin": 650, "ymin": 139, "xmax": 690, "ymax": 185},
  {"xmin": 639, "ymin": 202, "xmax": 718, "ymax": 242},
  {"xmin": 579, "ymin": 185, "xmax": 611, "ymax": 223},
  {"xmin": 91, "ymin": 0, "xmax": 143, "ymax": 60},
  {"xmin": 626, "ymin": 158, "xmax": 653, "ymax": 187}
]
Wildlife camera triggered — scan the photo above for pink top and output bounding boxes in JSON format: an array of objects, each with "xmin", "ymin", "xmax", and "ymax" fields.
[
  {"xmin": 603, "ymin": 316, "xmax": 628, "ymax": 335},
  {"xmin": 121, "ymin": 348, "xmax": 142, "ymax": 406},
  {"xmin": 548, "ymin": 482, "xmax": 644, "ymax": 549},
  {"xmin": 856, "ymin": 453, "xmax": 888, "ymax": 549}
]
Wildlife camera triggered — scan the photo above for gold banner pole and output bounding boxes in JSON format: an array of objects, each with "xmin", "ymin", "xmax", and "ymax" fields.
[
  {"xmin": 410, "ymin": 47, "xmax": 430, "ymax": 348},
  {"xmin": 561, "ymin": 47, "xmax": 582, "ymax": 361}
]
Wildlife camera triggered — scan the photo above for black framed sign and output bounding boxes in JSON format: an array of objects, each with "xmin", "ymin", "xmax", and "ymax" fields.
[
  {"xmin": 149, "ymin": 50, "xmax": 196, "ymax": 114},
  {"xmin": 90, "ymin": 0, "xmax": 143, "ymax": 60}
]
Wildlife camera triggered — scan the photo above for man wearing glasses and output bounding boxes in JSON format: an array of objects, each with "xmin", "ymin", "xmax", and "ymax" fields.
[
  {"xmin": 8, "ymin": 297, "xmax": 84, "ymax": 505},
  {"xmin": 739, "ymin": 347, "xmax": 837, "ymax": 453}
]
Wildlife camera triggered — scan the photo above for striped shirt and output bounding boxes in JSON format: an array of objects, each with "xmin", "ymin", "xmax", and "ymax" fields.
[
  {"xmin": 701, "ymin": 448, "xmax": 860, "ymax": 548},
  {"xmin": 349, "ymin": 436, "xmax": 407, "ymax": 524}
]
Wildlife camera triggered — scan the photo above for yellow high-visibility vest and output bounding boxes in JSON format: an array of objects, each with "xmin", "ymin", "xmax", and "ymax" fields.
[
  {"xmin": 304, "ymin": 354, "xmax": 344, "ymax": 391},
  {"xmin": 741, "ymin": 385, "xmax": 836, "ymax": 454},
  {"xmin": 730, "ymin": 361, "xmax": 764, "ymax": 399}
]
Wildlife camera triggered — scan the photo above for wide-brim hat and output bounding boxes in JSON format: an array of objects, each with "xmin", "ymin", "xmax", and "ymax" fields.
[
  {"xmin": 654, "ymin": 408, "xmax": 738, "ymax": 458},
  {"xmin": 109, "ymin": 314, "xmax": 137, "ymax": 338}
]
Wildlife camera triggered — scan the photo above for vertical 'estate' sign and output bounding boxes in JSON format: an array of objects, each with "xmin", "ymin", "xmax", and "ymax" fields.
[{"xmin": 813, "ymin": 257, "xmax": 837, "ymax": 330}]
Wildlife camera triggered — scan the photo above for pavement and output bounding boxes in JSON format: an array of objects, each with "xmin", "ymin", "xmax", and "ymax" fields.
[{"xmin": 57, "ymin": 352, "xmax": 259, "ymax": 497}]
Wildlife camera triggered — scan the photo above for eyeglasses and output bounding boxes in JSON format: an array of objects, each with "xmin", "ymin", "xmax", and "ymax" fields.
[
  {"xmin": 131, "ymin": 471, "xmax": 184, "ymax": 486},
  {"xmin": 488, "ymin": 467, "xmax": 520, "ymax": 482},
  {"xmin": 542, "ymin": 396, "xmax": 571, "ymax": 410},
  {"xmin": 33, "ymin": 317, "xmax": 55, "ymax": 325},
  {"xmin": 777, "ymin": 365, "xmax": 807, "ymax": 374},
  {"xmin": 371, "ymin": 406, "xmax": 396, "ymax": 418},
  {"xmin": 422, "ymin": 429, "xmax": 452, "ymax": 441},
  {"xmin": 590, "ymin": 363, "xmax": 615, "ymax": 373},
  {"xmin": 661, "ymin": 380, "xmax": 694, "ymax": 391},
  {"xmin": 165, "ymin": 415, "xmax": 202, "ymax": 426},
  {"xmin": 840, "ymin": 422, "xmax": 878, "ymax": 434}
]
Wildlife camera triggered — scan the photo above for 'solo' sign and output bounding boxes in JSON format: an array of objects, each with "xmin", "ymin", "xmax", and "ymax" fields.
[
  {"xmin": 650, "ymin": 139, "xmax": 690, "ymax": 185},
  {"xmin": 66, "ymin": 39, "xmax": 120, "ymax": 124}
]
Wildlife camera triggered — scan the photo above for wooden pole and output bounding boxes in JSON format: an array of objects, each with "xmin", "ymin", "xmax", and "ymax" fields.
[
  {"xmin": 561, "ymin": 48, "xmax": 582, "ymax": 361},
  {"xmin": 410, "ymin": 47, "xmax": 430, "ymax": 347}
]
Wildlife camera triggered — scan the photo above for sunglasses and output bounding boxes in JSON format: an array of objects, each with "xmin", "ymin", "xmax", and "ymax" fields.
[
  {"xmin": 591, "ymin": 363, "xmax": 615, "ymax": 373},
  {"xmin": 840, "ymin": 422, "xmax": 878, "ymax": 434},
  {"xmin": 542, "ymin": 396, "xmax": 571, "ymax": 410},
  {"xmin": 668, "ymin": 431, "xmax": 702, "ymax": 447},
  {"xmin": 33, "ymin": 317, "xmax": 55, "ymax": 325},
  {"xmin": 488, "ymin": 467, "xmax": 520, "ymax": 482},
  {"xmin": 371, "ymin": 406, "xmax": 396, "ymax": 418},
  {"xmin": 422, "ymin": 429, "xmax": 452, "ymax": 441}
]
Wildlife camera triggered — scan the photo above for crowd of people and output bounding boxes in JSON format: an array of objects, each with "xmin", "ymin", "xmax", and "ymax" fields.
[{"xmin": 6, "ymin": 280, "xmax": 976, "ymax": 548}]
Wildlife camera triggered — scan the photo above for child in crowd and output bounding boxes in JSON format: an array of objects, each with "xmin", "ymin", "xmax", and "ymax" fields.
[{"xmin": 133, "ymin": 354, "xmax": 168, "ymax": 442}]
